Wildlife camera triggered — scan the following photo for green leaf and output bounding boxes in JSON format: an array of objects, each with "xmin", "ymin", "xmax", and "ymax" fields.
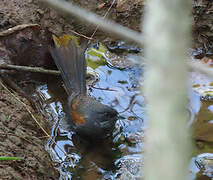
[{"xmin": 86, "ymin": 43, "xmax": 108, "ymax": 69}]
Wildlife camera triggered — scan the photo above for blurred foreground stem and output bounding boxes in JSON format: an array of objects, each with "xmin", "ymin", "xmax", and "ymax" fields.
[{"xmin": 143, "ymin": 0, "xmax": 192, "ymax": 179}]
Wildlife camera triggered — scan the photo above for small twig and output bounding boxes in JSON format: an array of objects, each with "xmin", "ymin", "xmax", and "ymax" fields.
[
  {"xmin": 0, "ymin": 24, "xmax": 40, "ymax": 37},
  {"xmin": 91, "ymin": 85, "xmax": 117, "ymax": 92},
  {"xmin": 1, "ymin": 59, "xmax": 212, "ymax": 80},
  {"xmin": 0, "ymin": 60, "xmax": 94, "ymax": 78},
  {"xmin": 0, "ymin": 61, "xmax": 60, "ymax": 75},
  {"xmin": 37, "ymin": 135, "xmax": 50, "ymax": 139},
  {"xmin": 69, "ymin": 29, "xmax": 93, "ymax": 40}
]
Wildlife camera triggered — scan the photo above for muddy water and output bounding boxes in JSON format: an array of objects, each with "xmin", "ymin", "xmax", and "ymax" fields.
[
  {"xmin": 31, "ymin": 46, "xmax": 212, "ymax": 179},
  {"xmin": 189, "ymin": 93, "xmax": 213, "ymax": 180}
]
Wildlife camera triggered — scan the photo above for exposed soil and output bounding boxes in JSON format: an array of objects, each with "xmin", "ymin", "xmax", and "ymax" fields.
[
  {"xmin": 0, "ymin": 0, "xmax": 212, "ymax": 179},
  {"xmin": 0, "ymin": 0, "xmax": 212, "ymax": 47},
  {"xmin": 0, "ymin": 79, "xmax": 59, "ymax": 179},
  {"xmin": 0, "ymin": 0, "xmax": 144, "ymax": 40}
]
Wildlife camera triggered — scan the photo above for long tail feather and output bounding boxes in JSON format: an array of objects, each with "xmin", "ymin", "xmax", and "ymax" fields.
[{"xmin": 50, "ymin": 42, "xmax": 87, "ymax": 96}]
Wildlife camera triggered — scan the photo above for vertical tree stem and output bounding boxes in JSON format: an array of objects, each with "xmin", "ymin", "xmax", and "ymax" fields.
[{"xmin": 143, "ymin": 0, "xmax": 192, "ymax": 179}]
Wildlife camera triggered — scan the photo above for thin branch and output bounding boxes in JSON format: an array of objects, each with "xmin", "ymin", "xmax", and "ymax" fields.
[
  {"xmin": 91, "ymin": 85, "xmax": 118, "ymax": 92},
  {"xmin": 0, "ymin": 60, "xmax": 95, "ymax": 79},
  {"xmin": 39, "ymin": 0, "xmax": 143, "ymax": 44},
  {"xmin": 0, "ymin": 60, "xmax": 60, "ymax": 75},
  {"xmin": 69, "ymin": 29, "xmax": 93, "ymax": 40},
  {"xmin": 1, "ymin": 59, "xmax": 213, "ymax": 79},
  {"xmin": 0, "ymin": 24, "xmax": 40, "ymax": 37}
]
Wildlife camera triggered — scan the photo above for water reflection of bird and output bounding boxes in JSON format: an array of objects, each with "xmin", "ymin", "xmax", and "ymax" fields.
[
  {"xmin": 63, "ymin": 134, "xmax": 119, "ymax": 177},
  {"xmin": 50, "ymin": 37, "xmax": 118, "ymax": 141}
]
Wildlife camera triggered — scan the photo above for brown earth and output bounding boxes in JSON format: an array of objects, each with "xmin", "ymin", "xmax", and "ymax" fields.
[
  {"xmin": 0, "ymin": 0, "xmax": 212, "ymax": 179},
  {"xmin": 0, "ymin": 79, "xmax": 59, "ymax": 179},
  {"xmin": 0, "ymin": 0, "xmax": 212, "ymax": 47}
]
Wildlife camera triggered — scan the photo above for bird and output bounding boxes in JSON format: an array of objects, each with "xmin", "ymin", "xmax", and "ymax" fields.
[{"xmin": 50, "ymin": 35, "xmax": 118, "ymax": 141}]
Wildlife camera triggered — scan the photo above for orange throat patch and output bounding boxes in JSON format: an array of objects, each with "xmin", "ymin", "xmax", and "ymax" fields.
[
  {"xmin": 70, "ymin": 110, "xmax": 86, "ymax": 125},
  {"xmin": 70, "ymin": 98, "xmax": 86, "ymax": 125}
]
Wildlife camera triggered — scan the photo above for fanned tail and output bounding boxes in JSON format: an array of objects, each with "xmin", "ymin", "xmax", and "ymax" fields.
[{"xmin": 50, "ymin": 41, "xmax": 87, "ymax": 96}]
